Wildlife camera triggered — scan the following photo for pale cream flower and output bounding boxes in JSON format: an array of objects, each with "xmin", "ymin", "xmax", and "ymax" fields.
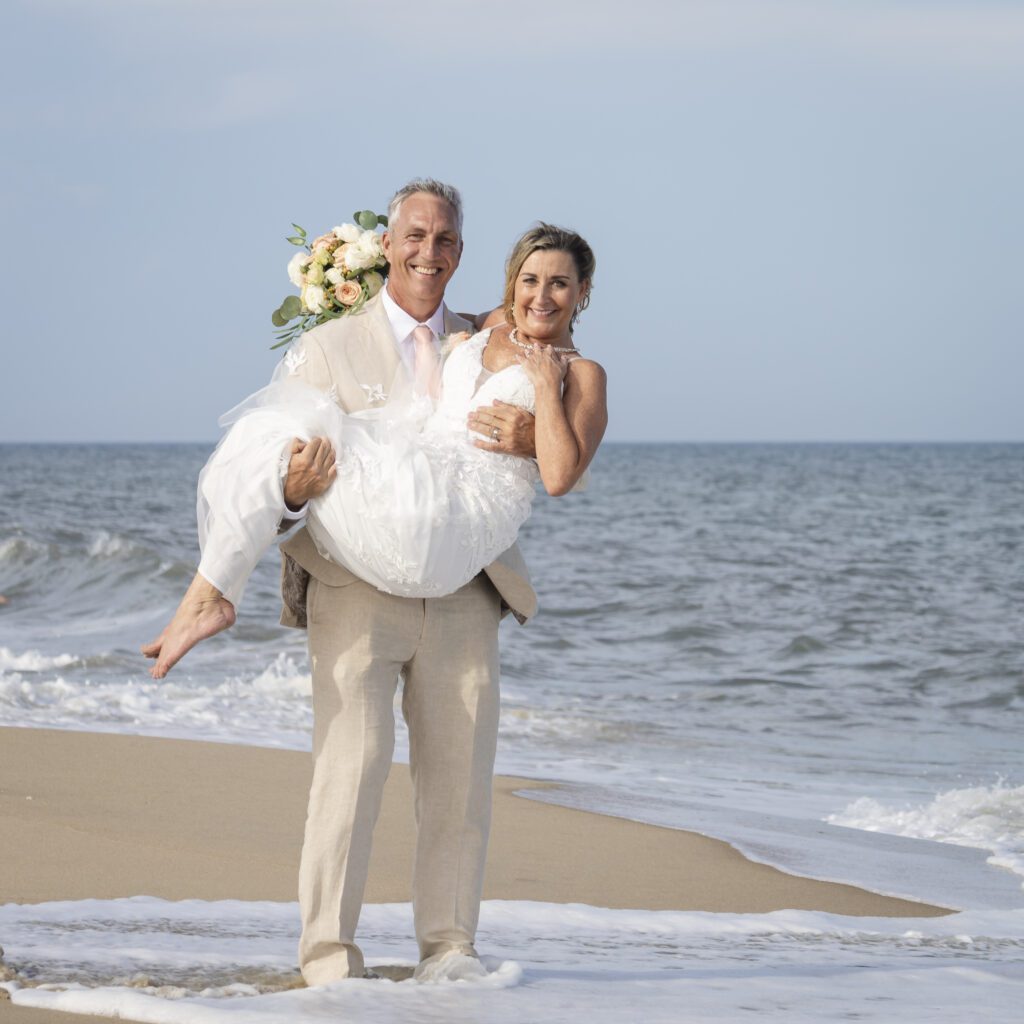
[
  {"xmin": 301, "ymin": 283, "xmax": 326, "ymax": 312},
  {"xmin": 332, "ymin": 243, "xmax": 352, "ymax": 268},
  {"xmin": 333, "ymin": 223, "xmax": 362, "ymax": 244},
  {"xmin": 287, "ymin": 252, "xmax": 309, "ymax": 287}
]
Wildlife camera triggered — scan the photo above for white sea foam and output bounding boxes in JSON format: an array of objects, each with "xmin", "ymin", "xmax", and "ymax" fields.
[
  {"xmin": 248, "ymin": 652, "xmax": 312, "ymax": 699},
  {"xmin": 87, "ymin": 530, "xmax": 145, "ymax": 558},
  {"xmin": 2, "ymin": 897, "xmax": 1023, "ymax": 1023},
  {"xmin": 0, "ymin": 647, "xmax": 78, "ymax": 672},
  {"xmin": 0, "ymin": 536, "xmax": 48, "ymax": 561},
  {"xmin": 828, "ymin": 783, "xmax": 1024, "ymax": 886},
  {"xmin": 0, "ymin": 654, "xmax": 314, "ymax": 750}
]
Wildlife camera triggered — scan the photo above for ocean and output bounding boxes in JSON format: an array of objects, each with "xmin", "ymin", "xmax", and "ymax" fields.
[{"xmin": 2, "ymin": 441, "xmax": 1023, "ymax": 1022}]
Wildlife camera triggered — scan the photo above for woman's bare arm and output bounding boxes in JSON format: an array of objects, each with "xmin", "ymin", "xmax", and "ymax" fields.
[{"xmin": 521, "ymin": 348, "xmax": 608, "ymax": 496}]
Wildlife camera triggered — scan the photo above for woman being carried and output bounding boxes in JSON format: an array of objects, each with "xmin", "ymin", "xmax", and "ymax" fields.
[{"xmin": 143, "ymin": 223, "xmax": 607, "ymax": 678}]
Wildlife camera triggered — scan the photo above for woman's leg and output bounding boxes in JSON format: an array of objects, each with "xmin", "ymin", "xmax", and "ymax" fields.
[
  {"xmin": 141, "ymin": 573, "xmax": 236, "ymax": 679},
  {"xmin": 142, "ymin": 410, "xmax": 302, "ymax": 678}
]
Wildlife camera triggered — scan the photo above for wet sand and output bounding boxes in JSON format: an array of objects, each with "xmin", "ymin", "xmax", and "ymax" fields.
[{"xmin": 0, "ymin": 726, "xmax": 950, "ymax": 1022}]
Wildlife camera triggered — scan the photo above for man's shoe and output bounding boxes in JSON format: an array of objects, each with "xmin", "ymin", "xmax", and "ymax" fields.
[{"xmin": 414, "ymin": 949, "xmax": 488, "ymax": 983}]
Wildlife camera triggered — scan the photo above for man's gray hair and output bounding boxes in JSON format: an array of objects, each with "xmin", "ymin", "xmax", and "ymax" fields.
[{"xmin": 387, "ymin": 178, "xmax": 463, "ymax": 236}]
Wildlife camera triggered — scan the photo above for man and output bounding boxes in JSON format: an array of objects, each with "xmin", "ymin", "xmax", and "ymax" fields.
[{"xmin": 279, "ymin": 178, "xmax": 536, "ymax": 983}]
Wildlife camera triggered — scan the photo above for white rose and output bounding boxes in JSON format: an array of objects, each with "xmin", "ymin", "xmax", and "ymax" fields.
[
  {"xmin": 356, "ymin": 229, "xmax": 383, "ymax": 260},
  {"xmin": 343, "ymin": 245, "xmax": 374, "ymax": 273},
  {"xmin": 333, "ymin": 223, "xmax": 362, "ymax": 244},
  {"xmin": 301, "ymin": 283, "xmax": 326, "ymax": 313},
  {"xmin": 287, "ymin": 252, "xmax": 309, "ymax": 287},
  {"xmin": 324, "ymin": 266, "xmax": 344, "ymax": 286}
]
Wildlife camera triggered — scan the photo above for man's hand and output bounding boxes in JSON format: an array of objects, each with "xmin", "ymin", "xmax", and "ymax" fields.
[
  {"xmin": 468, "ymin": 401, "xmax": 537, "ymax": 459},
  {"xmin": 284, "ymin": 437, "xmax": 337, "ymax": 511}
]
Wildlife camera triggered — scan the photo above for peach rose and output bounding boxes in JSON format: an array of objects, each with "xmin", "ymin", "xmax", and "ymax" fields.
[
  {"xmin": 311, "ymin": 233, "xmax": 339, "ymax": 253},
  {"xmin": 334, "ymin": 280, "xmax": 363, "ymax": 306}
]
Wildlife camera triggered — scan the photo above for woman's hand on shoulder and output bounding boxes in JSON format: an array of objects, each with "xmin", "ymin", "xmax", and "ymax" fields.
[{"xmin": 516, "ymin": 343, "xmax": 576, "ymax": 393}]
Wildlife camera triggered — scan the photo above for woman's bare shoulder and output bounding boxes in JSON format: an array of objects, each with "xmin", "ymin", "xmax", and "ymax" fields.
[{"xmin": 567, "ymin": 357, "xmax": 607, "ymax": 384}]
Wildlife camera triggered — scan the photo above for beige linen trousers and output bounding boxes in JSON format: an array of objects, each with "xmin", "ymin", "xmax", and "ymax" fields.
[{"xmin": 279, "ymin": 295, "xmax": 536, "ymax": 983}]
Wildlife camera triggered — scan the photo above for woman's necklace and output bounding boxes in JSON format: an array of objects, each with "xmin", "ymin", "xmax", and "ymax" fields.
[{"xmin": 507, "ymin": 328, "xmax": 580, "ymax": 355}]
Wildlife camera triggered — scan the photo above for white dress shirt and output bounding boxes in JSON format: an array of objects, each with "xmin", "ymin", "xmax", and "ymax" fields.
[{"xmin": 380, "ymin": 286, "xmax": 446, "ymax": 373}]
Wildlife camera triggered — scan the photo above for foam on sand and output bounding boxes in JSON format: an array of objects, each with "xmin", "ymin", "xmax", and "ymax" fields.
[{"xmin": 2, "ymin": 897, "xmax": 1023, "ymax": 1024}]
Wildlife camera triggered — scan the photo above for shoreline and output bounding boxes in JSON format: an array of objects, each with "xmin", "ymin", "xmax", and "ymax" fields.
[
  {"xmin": 0, "ymin": 726, "xmax": 950, "ymax": 917},
  {"xmin": 0, "ymin": 725, "xmax": 953, "ymax": 1024}
]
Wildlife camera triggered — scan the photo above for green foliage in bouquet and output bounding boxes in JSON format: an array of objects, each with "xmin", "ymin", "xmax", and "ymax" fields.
[{"xmin": 271, "ymin": 212, "xmax": 389, "ymax": 349}]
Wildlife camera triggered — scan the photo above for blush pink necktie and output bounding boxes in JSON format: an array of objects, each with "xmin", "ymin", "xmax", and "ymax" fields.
[{"xmin": 412, "ymin": 324, "xmax": 440, "ymax": 399}]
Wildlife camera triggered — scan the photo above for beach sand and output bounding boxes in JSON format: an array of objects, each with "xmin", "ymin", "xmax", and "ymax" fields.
[{"xmin": 0, "ymin": 726, "xmax": 950, "ymax": 1023}]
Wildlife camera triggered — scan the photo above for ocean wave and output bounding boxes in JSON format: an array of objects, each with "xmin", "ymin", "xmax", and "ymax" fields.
[
  {"xmin": 249, "ymin": 652, "xmax": 311, "ymax": 698},
  {"xmin": 827, "ymin": 783, "xmax": 1024, "ymax": 884},
  {"xmin": 0, "ymin": 654, "xmax": 313, "ymax": 749},
  {"xmin": 0, "ymin": 647, "xmax": 78, "ymax": 672},
  {"xmin": 87, "ymin": 531, "xmax": 149, "ymax": 560},
  {"xmin": 0, "ymin": 536, "xmax": 50, "ymax": 563}
]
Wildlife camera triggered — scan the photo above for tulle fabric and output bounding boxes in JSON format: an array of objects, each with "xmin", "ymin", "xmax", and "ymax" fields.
[{"xmin": 196, "ymin": 332, "xmax": 539, "ymax": 606}]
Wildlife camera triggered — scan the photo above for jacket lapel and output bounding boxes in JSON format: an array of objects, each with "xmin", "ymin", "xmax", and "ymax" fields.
[{"xmin": 344, "ymin": 295, "xmax": 401, "ymax": 402}]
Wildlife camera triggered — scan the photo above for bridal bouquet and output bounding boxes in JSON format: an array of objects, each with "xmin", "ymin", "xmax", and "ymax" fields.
[{"xmin": 270, "ymin": 210, "xmax": 389, "ymax": 348}]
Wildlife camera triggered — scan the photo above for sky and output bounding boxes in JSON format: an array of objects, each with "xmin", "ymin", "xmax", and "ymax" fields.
[{"xmin": 2, "ymin": 0, "xmax": 1022, "ymax": 443}]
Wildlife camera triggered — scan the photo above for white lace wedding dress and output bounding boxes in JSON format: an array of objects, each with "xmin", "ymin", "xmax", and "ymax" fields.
[{"xmin": 195, "ymin": 330, "xmax": 540, "ymax": 605}]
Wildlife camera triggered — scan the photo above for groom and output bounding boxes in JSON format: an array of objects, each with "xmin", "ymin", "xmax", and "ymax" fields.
[{"xmin": 279, "ymin": 178, "xmax": 536, "ymax": 983}]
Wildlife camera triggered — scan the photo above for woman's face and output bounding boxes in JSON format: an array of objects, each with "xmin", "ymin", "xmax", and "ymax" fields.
[{"xmin": 513, "ymin": 249, "xmax": 588, "ymax": 342}]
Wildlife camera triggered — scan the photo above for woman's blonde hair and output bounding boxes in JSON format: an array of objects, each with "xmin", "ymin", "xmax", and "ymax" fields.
[{"xmin": 502, "ymin": 224, "xmax": 595, "ymax": 331}]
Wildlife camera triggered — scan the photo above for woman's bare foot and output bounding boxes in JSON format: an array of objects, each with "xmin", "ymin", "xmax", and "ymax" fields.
[{"xmin": 142, "ymin": 574, "xmax": 236, "ymax": 679}]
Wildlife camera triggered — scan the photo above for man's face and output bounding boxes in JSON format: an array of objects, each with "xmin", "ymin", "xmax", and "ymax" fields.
[{"xmin": 382, "ymin": 193, "xmax": 463, "ymax": 319}]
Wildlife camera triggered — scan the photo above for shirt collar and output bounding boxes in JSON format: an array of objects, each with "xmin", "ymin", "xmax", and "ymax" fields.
[{"xmin": 381, "ymin": 285, "xmax": 446, "ymax": 346}]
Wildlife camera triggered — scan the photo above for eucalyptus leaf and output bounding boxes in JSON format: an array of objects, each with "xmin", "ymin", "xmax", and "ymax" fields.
[
  {"xmin": 286, "ymin": 235, "xmax": 305, "ymax": 246},
  {"xmin": 355, "ymin": 210, "xmax": 378, "ymax": 230},
  {"xmin": 291, "ymin": 223, "xmax": 307, "ymax": 237},
  {"xmin": 281, "ymin": 295, "xmax": 302, "ymax": 318},
  {"xmin": 271, "ymin": 308, "xmax": 288, "ymax": 327},
  {"xmin": 377, "ymin": 214, "xmax": 388, "ymax": 227}
]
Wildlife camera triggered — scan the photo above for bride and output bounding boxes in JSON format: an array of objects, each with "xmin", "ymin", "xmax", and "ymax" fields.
[{"xmin": 143, "ymin": 222, "xmax": 607, "ymax": 678}]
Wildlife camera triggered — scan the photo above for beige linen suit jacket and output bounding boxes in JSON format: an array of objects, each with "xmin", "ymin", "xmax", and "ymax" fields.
[{"xmin": 278, "ymin": 292, "xmax": 537, "ymax": 624}]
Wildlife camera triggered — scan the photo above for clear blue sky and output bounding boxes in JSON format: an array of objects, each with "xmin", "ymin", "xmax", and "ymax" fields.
[{"xmin": 2, "ymin": 0, "xmax": 1022, "ymax": 443}]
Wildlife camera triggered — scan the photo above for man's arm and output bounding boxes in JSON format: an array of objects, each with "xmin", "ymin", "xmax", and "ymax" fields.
[{"xmin": 280, "ymin": 334, "xmax": 338, "ymax": 515}]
